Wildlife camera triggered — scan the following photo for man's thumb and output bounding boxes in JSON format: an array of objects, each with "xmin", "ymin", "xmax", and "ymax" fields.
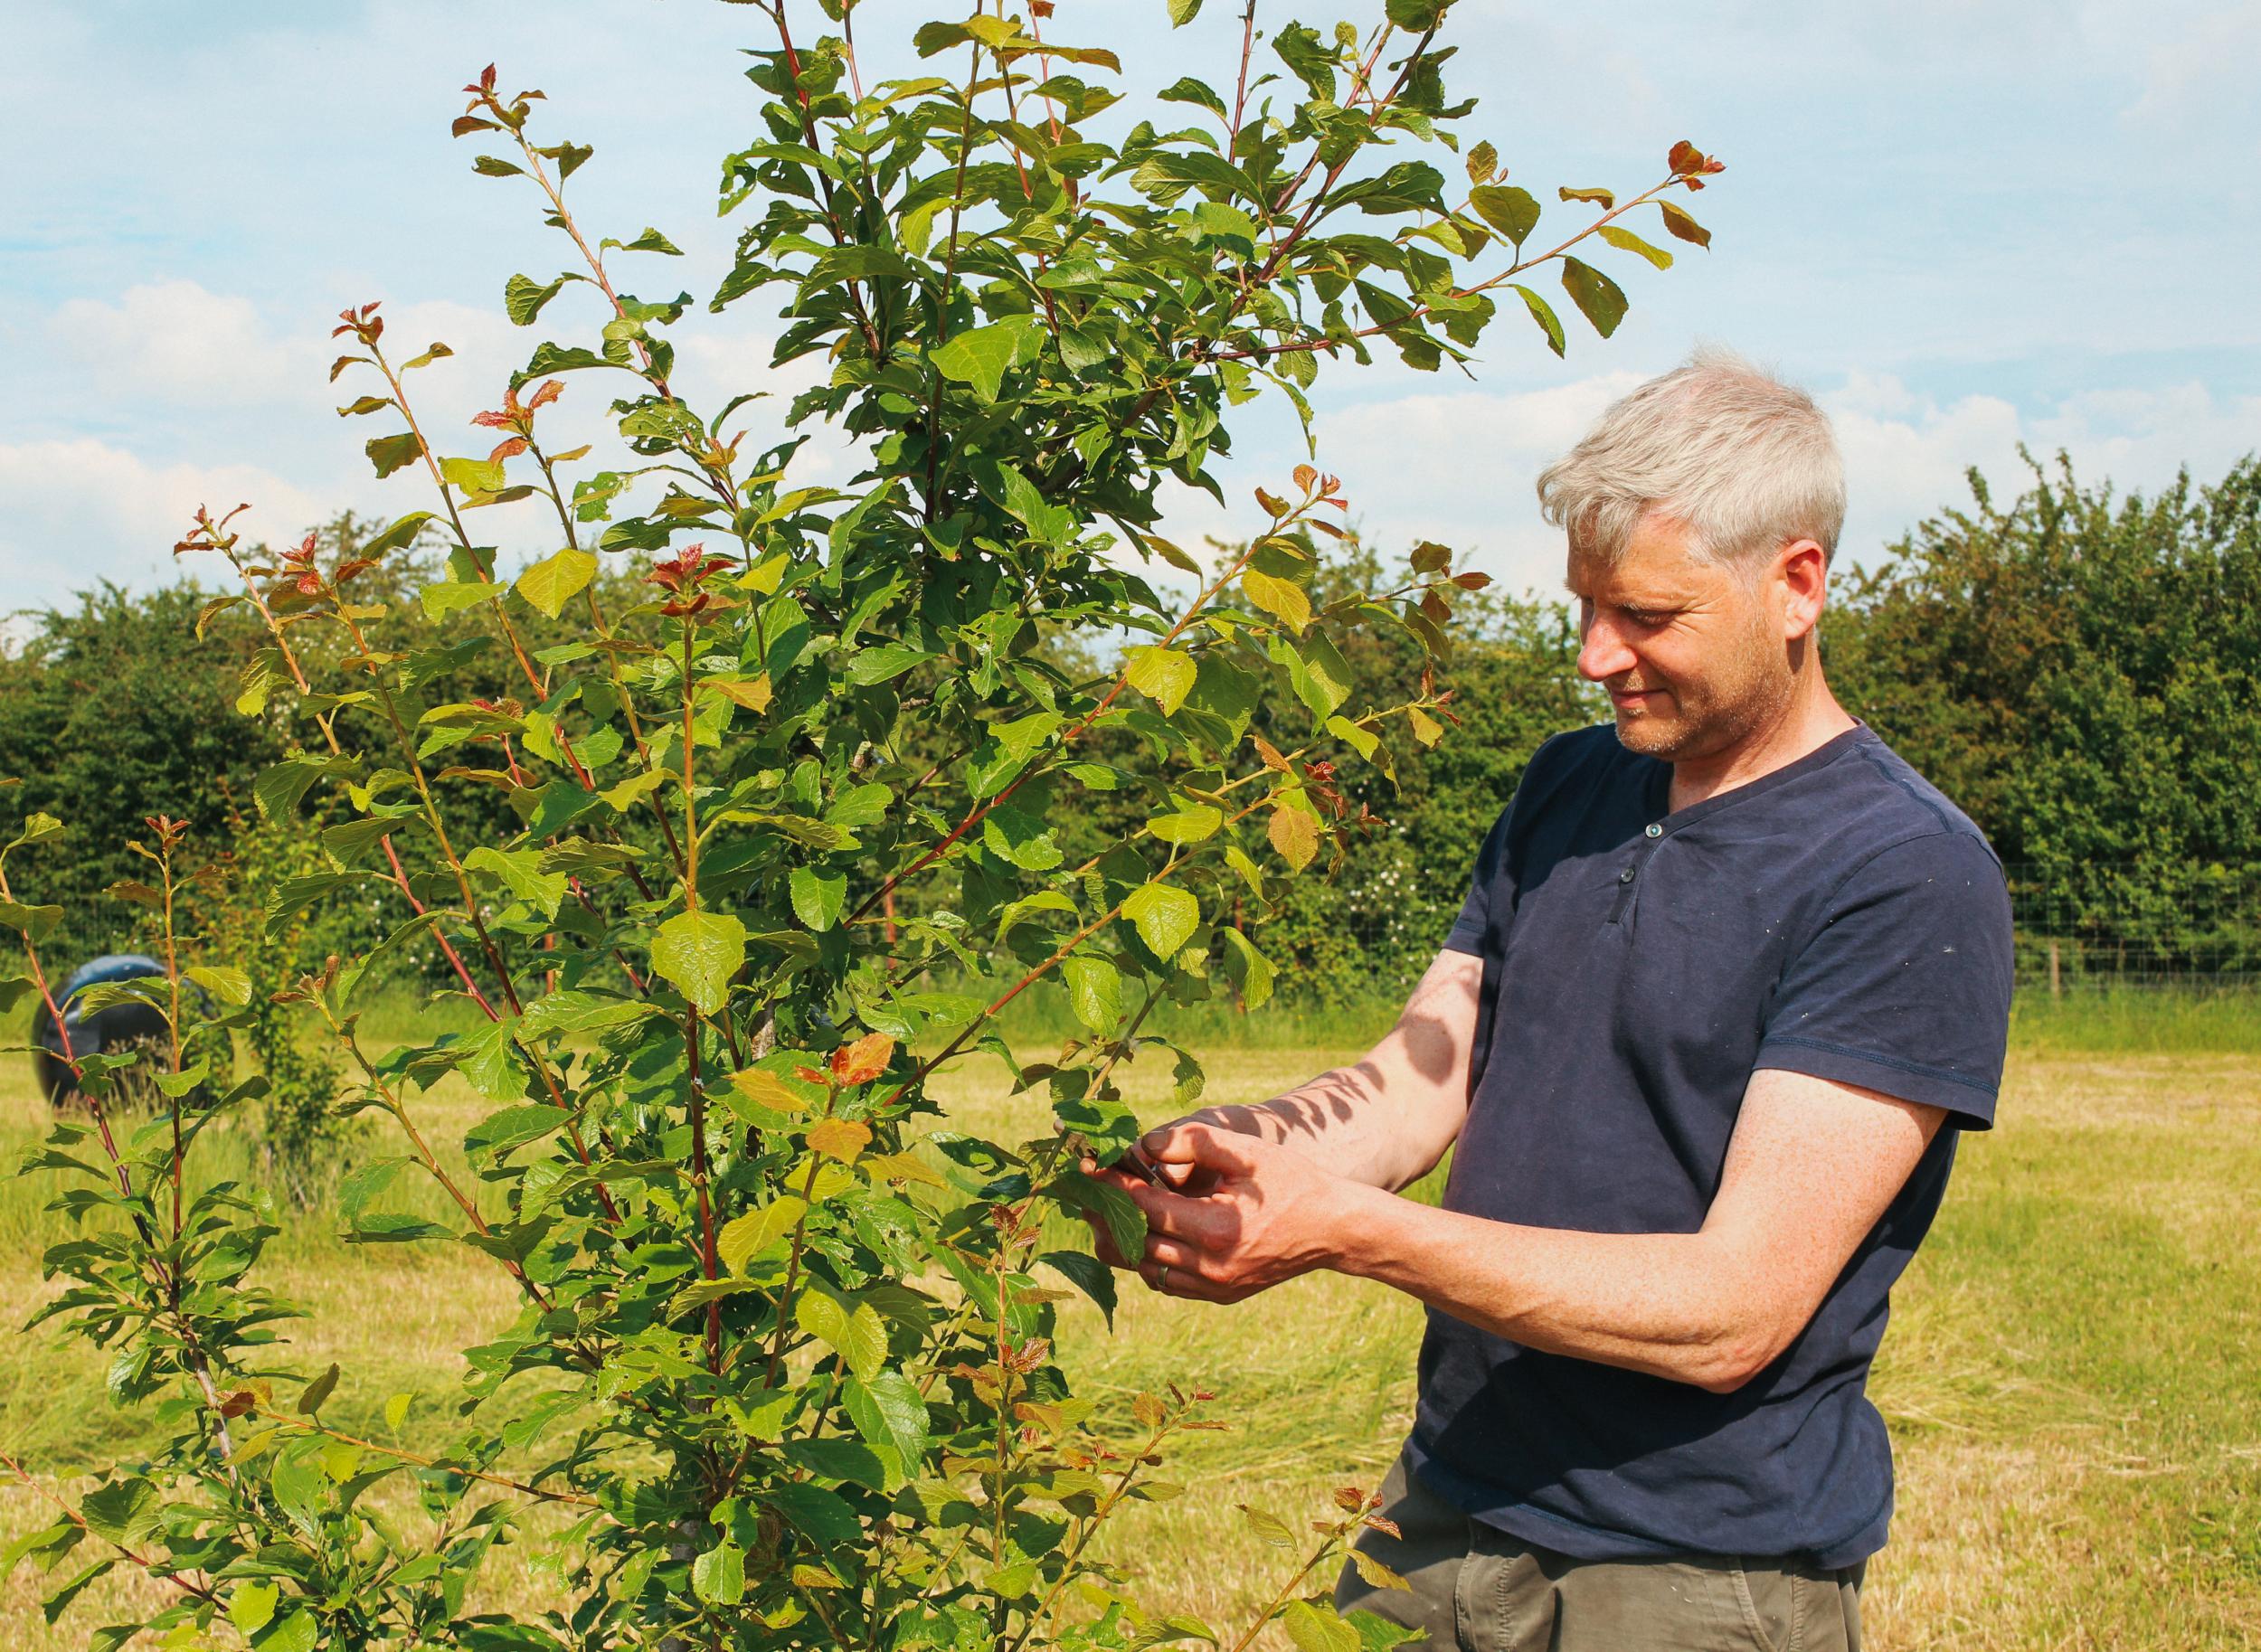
[{"xmin": 1144, "ymin": 1121, "xmax": 1258, "ymax": 1175}]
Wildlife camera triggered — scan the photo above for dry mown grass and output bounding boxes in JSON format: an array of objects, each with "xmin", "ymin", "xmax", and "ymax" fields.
[{"xmin": 4, "ymin": 1045, "xmax": 2257, "ymax": 1647}]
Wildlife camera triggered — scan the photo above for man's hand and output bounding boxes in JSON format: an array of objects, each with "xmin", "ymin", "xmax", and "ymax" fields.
[{"xmin": 1087, "ymin": 1122, "xmax": 1358, "ymax": 1303}]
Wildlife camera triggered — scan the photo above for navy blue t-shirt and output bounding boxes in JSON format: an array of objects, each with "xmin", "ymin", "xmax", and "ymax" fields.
[{"xmin": 1406, "ymin": 722, "xmax": 2012, "ymax": 1569}]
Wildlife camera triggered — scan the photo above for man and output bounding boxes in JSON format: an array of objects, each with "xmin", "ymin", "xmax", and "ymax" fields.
[{"xmin": 1089, "ymin": 351, "xmax": 2013, "ymax": 1650}]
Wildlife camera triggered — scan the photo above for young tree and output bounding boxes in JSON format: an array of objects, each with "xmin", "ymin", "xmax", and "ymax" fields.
[{"xmin": 5, "ymin": 4, "xmax": 1724, "ymax": 1645}]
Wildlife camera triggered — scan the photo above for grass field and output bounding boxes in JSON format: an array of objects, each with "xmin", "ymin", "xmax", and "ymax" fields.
[{"xmin": 3, "ymin": 1016, "xmax": 2257, "ymax": 1648}]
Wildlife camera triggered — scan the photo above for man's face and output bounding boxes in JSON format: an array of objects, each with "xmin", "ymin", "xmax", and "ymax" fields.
[{"xmin": 1566, "ymin": 514, "xmax": 1799, "ymax": 763}]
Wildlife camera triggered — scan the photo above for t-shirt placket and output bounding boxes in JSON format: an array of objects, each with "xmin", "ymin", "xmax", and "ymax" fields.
[{"xmin": 1606, "ymin": 818, "xmax": 1669, "ymax": 928}]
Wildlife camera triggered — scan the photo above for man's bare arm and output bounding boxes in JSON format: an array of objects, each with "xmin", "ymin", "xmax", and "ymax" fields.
[
  {"xmin": 1157, "ymin": 949, "xmax": 1481, "ymax": 1194},
  {"xmin": 1118, "ymin": 1067, "xmax": 1944, "ymax": 1392}
]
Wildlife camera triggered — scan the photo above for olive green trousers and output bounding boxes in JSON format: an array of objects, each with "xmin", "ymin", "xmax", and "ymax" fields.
[{"xmin": 1334, "ymin": 1455, "xmax": 1864, "ymax": 1652}]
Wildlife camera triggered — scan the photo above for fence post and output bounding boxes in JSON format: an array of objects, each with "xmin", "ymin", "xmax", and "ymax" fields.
[{"xmin": 2048, "ymin": 939, "xmax": 2061, "ymax": 1000}]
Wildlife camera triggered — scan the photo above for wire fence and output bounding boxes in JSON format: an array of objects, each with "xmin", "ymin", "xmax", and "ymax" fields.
[
  {"xmin": 1321, "ymin": 861, "xmax": 2261, "ymax": 996},
  {"xmin": 2000, "ymin": 862, "xmax": 2261, "ymax": 994}
]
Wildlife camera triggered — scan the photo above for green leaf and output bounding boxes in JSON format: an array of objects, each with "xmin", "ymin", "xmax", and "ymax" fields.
[
  {"xmin": 842, "ymin": 1371, "xmax": 931, "ymax": 1474},
  {"xmin": 1159, "ymin": 76, "xmax": 1225, "ymax": 117},
  {"xmin": 783, "ymin": 1437, "xmax": 892, "ymax": 1492},
  {"xmin": 1059, "ymin": 955, "xmax": 1121, "ymax": 1034},
  {"xmin": 1126, "ymin": 646, "xmax": 1197, "ymax": 714},
  {"xmin": 184, "ymin": 964, "xmax": 251, "ymax": 1005},
  {"xmin": 41, "ymin": 1557, "xmax": 114, "ymax": 1625},
  {"xmin": 796, "ymin": 1284, "xmax": 886, "ymax": 1380},
  {"xmin": 1167, "ymin": 0, "xmax": 1203, "ymax": 23},
  {"xmin": 450, "ymin": 1017, "xmax": 527, "ymax": 1101},
  {"xmin": 229, "ymin": 1581, "xmax": 279, "ymax": 1635},
  {"xmin": 1559, "ymin": 184, "xmax": 1616, "ymax": 208},
  {"xmin": 514, "ymin": 546, "xmax": 597, "ymax": 618},
  {"xmin": 1122, "ymin": 882, "xmax": 1199, "ymax": 958},
  {"xmin": 981, "ymin": 804, "xmax": 1063, "ymax": 872},
  {"xmin": 421, "ymin": 578, "xmax": 498, "ymax": 620},
  {"xmin": 650, "ymin": 910, "xmax": 746, "ymax": 1015},
  {"xmin": 1220, "ymin": 928, "xmax": 1276, "ymax": 1010},
  {"xmin": 1468, "ymin": 184, "xmax": 1539, "ymax": 244},
  {"xmin": 1038, "ymin": 1249, "xmax": 1120, "ymax": 1328},
  {"xmin": 1348, "ymin": 1548, "xmax": 1413, "ymax": 1591},
  {"xmin": 691, "ymin": 1541, "xmax": 745, "ymax": 1606},
  {"xmin": 931, "ymin": 315, "xmax": 1040, "ymax": 404},
  {"xmin": 1384, "ymin": 0, "xmax": 1449, "ymax": 27},
  {"xmin": 255, "ymin": 1610, "xmax": 320, "ymax": 1652},
  {"xmin": 297, "ymin": 1362, "xmax": 341, "ymax": 1415},
  {"xmin": 463, "ymin": 1104, "xmax": 570, "ymax": 1163},
  {"xmin": 440, "ymin": 455, "xmax": 509, "ymax": 496},
  {"xmin": 790, "ymin": 866, "xmax": 847, "ymax": 932},
  {"xmin": 1560, "ymin": 257, "xmax": 1629, "ymax": 337},
  {"xmin": 505, "ymin": 273, "xmax": 566, "ymax": 326},
  {"xmin": 362, "ymin": 511, "xmax": 434, "ymax": 557},
  {"xmin": 717, "ymin": 1195, "xmax": 805, "ymax": 1271},
  {"xmin": 0, "ymin": 899, "xmax": 61, "ymax": 941},
  {"xmin": 1509, "ymin": 284, "xmax": 1566, "ymax": 357},
  {"xmin": 78, "ymin": 1479, "xmax": 159, "ymax": 1547},
  {"xmin": 763, "ymin": 1482, "xmax": 862, "ymax": 1549},
  {"xmin": 1049, "ymin": 1171, "xmax": 1146, "ymax": 1260},
  {"xmin": 1148, "ymin": 803, "xmax": 1223, "ymax": 845},
  {"xmin": 465, "ymin": 845, "xmax": 569, "ymax": 920},
  {"xmin": 365, "ymin": 432, "xmax": 425, "ymax": 478},
  {"xmin": 1599, "ymin": 223, "xmax": 1673, "ymax": 269},
  {"xmin": 1243, "ymin": 567, "xmax": 1312, "ymax": 632},
  {"xmin": 1282, "ymin": 1600, "xmax": 1361, "ymax": 1652},
  {"xmin": 1239, "ymin": 1504, "xmax": 1298, "ymax": 1549},
  {"xmin": 1343, "ymin": 1608, "xmax": 1427, "ymax": 1650},
  {"xmin": 847, "ymin": 643, "xmax": 938, "ymax": 684}
]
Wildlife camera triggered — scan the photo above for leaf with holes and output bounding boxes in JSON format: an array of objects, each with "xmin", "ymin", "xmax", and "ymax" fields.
[{"xmin": 1560, "ymin": 257, "xmax": 1628, "ymax": 338}]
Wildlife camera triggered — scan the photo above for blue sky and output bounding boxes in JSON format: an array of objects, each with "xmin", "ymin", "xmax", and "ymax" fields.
[{"xmin": 3, "ymin": 0, "xmax": 2255, "ymax": 614}]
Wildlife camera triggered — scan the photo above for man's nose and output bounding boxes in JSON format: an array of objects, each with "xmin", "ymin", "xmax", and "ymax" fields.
[{"xmin": 1578, "ymin": 618, "xmax": 1637, "ymax": 683}]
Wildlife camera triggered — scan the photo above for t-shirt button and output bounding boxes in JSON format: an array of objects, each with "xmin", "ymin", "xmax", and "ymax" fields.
[
  {"xmin": 1645, "ymin": 823, "xmax": 1663, "ymax": 839},
  {"xmin": 1618, "ymin": 865, "xmax": 1635, "ymax": 883}
]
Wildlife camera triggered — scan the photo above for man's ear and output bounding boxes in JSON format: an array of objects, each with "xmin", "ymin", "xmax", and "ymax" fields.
[{"xmin": 1777, "ymin": 539, "xmax": 1828, "ymax": 641}]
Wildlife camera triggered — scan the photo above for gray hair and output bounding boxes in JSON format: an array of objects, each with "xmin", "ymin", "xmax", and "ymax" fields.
[{"xmin": 1535, "ymin": 347, "xmax": 1846, "ymax": 570}]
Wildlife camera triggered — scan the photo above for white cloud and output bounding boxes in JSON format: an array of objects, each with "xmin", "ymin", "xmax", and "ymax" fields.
[
  {"xmin": 0, "ymin": 439, "xmax": 336, "ymax": 611},
  {"xmin": 2123, "ymin": 8, "xmax": 2261, "ymax": 139},
  {"xmin": 53, "ymin": 280, "xmax": 317, "ymax": 404}
]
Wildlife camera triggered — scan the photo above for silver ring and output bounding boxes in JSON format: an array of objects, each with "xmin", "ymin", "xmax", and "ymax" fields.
[{"xmin": 1154, "ymin": 1261, "xmax": 1171, "ymax": 1292}]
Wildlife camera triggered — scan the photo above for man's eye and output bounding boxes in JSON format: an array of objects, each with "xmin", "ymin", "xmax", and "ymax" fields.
[{"xmin": 1622, "ymin": 609, "xmax": 1665, "ymax": 627}]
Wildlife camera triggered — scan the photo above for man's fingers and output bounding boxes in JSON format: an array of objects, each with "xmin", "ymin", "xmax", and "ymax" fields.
[
  {"xmin": 1122, "ymin": 1179, "xmax": 1232, "ymax": 1248},
  {"xmin": 1141, "ymin": 1119, "xmax": 1265, "ymax": 1177}
]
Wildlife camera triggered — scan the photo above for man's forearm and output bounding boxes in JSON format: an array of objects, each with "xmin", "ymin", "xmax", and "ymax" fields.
[
  {"xmin": 1325, "ymin": 1184, "xmax": 1777, "ymax": 1392},
  {"xmin": 1195, "ymin": 1062, "xmax": 1446, "ymax": 1193},
  {"xmin": 1181, "ymin": 953, "xmax": 1479, "ymax": 1191}
]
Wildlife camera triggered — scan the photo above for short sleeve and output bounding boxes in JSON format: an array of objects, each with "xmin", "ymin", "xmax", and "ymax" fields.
[
  {"xmin": 1443, "ymin": 805, "xmax": 1512, "ymax": 957},
  {"xmin": 1444, "ymin": 730, "xmax": 1576, "ymax": 957},
  {"xmin": 1755, "ymin": 832, "xmax": 2014, "ymax": 1129}
]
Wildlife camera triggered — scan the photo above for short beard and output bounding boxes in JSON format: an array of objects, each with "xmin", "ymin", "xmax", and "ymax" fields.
[{"xmin": 1614, "ymin": 627, "xmax": 1795, "ymax": 765}]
